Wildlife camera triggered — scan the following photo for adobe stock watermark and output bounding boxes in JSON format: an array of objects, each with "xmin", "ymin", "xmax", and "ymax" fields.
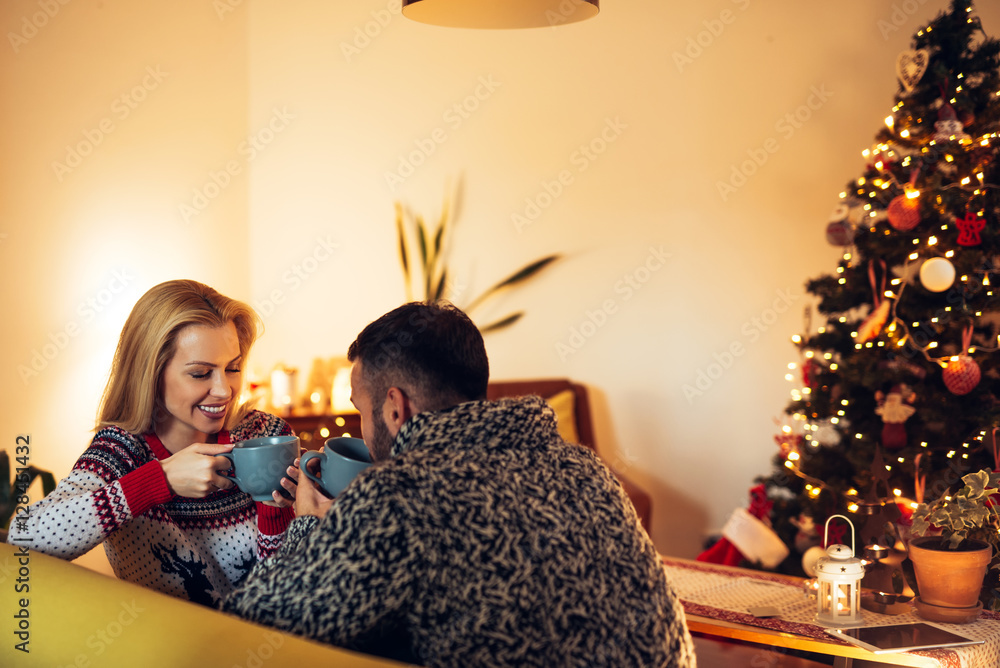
[
  {"xmin": 234, "ymin": 630, "xmax": 287, "ymax": 668},
  {"xmin": 384, "ymin": 76, "xmax": 502, "ymax": 192},
  {"xmin": 213, "ymin": 0, "xmax": 245, "ymax": 20},
  {"xmin": 555, "ymin": 245, "xmax": 671, "ymax": 361},
  {"xmin": 254, "ymin": 235, "xmax": 340, "ymax": 319},
  {"xmin": 51, "ymin": 66, "xmax": 169, "ymax": 183},
  {"xmin": 682, "ymin": 288, "xmax": 798, "ymax": 403},
  {"xmin": 7, "ymin": 0, "xmax": 72, "ymax": 54},
  {"xmin": 18, "ymin": 269, "xmax": 135, "ymax": 385},
  {"xmin": 545, "ymin": 0, "xmax": 595, "ymax": 27},
  {"xmin": 340, "ymin": 0, "xmax": 402, "ymax": 62},
  {"xmin": 877, "ymin": 0, "xmax": 934, "ymax": 40},
  {"xmin": 179, "ymin": 106, "xmax": 296, "ymax": 224},
  {"xmin": 512, "ymin": 116, "xmax": 627, "ymax": 233},
  {"xmin": 672, "ymin": 0, "xmax": 752, "ymax": 73},
  {"xmin": 716, "ymin": 84, "xmax": 832, "ymax": 202}
]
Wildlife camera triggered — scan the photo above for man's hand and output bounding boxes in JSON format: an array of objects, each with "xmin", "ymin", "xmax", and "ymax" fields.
[
  {"xmin": 259, "ymin": 461, "xmax": 299, "ymax": 508},
  {"xmin": 160, "ymin": 443, "xmax": 235, "ymax": 498},
  {"xmin": 294, "ymin": 455, "xmax": 335, "ymax": 518}
]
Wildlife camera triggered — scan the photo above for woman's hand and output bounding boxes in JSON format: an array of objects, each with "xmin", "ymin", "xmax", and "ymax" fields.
[{"xmin": 160, "ymin": 443, "xmax": 235, "ymax": 498}]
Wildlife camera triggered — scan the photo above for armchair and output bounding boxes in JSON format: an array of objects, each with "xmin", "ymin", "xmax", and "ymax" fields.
[{"xmin": 486, "ymin": 379, "xmax": 652, "ymax": 532}]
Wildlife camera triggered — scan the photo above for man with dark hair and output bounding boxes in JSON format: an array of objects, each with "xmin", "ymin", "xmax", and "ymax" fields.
[
  {"xmin": 221, "ymin": 301, "xmax": 695, "ymax": 667},
  {"xmin": 346, "ymin": 301, "xmax": 490, "ymax": 461}
]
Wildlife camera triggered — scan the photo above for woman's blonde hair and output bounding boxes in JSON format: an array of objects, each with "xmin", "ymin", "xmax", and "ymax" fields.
[{"xmin": 98, "ymin": 280, "xmax": 262, "ymax": 435}]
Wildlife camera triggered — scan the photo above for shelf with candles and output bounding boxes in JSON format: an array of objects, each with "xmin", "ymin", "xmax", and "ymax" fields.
[{"xmin": 284, "ymin": 410, "xmax": 362, "ymax": 450}]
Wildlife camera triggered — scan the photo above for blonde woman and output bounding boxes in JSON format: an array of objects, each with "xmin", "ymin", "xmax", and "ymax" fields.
[{"xmin": 7, "ymin": 280, "xmax": 297, "ymax": 606}]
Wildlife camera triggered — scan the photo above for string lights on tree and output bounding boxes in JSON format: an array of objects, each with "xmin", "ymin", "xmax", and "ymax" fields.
[{"xmin": 755, "ymin": 2, "xmax": 1000, "ymax": 602}]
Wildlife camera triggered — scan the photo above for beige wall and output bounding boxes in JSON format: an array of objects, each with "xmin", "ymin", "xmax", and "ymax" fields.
[
  {"xmin": 1, "ymin": 0, "xmax": 250, "ymax": 572},
  {"xmin": 5, "ymin": 0, "xmax": 998, "ymax": 573}
]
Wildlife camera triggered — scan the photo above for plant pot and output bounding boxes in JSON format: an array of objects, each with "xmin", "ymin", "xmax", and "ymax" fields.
[{"xmin": 909, "ymin": 536, "xmax": 991, "ymax": 610}]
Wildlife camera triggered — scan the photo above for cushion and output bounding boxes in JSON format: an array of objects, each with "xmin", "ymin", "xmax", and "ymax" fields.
[{"xmin": 545, "ymin": 389, "xmax": 580, "ymax": 445}]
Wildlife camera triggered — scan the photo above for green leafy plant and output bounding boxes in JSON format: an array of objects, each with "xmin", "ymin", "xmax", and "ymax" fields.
[
  {"xmin": 910, "ymin": 469, "xmax": 1000, "ymax": 551},
  {"xmin": 395, "ymin": 186, "xmax": 559, "ymax": 333},
  {"xmin": 1, "ymin": 450, "xmax": 55, "ymax": 531}
]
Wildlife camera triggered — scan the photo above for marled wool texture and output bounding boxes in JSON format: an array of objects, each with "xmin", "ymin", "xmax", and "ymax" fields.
[
  {"xmin": 221, "ymin": 396, "xmax": 696, "ymax": 667},
  {"xmin": 7, "ymin": 410, "xmax": 293, "ymax": 606}
]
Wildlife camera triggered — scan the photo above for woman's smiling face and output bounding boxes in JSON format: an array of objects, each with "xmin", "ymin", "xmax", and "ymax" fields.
[{"xmin": 156, "ymin": 321, "xmax": 243, "ymax": 446}]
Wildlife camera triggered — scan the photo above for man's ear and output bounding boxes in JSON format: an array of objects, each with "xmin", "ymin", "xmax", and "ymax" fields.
[{"xmin": 382, "ymin": 386, "xmax": 415, "ymax": 435}]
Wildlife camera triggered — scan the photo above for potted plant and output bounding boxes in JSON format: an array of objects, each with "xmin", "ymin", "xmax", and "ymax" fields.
[
  {"xmin": 394, "ymin": 182, "xmax": 560, "ymax": 333},
  {"xmin": 907, "ymin": 469, "xmax": 1000, "ymax": 619},
  {"xmin": 0, "ymin": 450, "xmax": 56, "ymax": 542}
]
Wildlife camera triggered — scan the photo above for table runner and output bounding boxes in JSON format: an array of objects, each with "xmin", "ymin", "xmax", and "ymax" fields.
[{"xmin": 663, "ymin": 557, "xmax": 1000, "ymax": 668}]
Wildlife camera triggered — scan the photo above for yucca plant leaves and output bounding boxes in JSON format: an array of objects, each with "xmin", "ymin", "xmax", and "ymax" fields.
[
  {"xmin": 465, "ymin": 254, "xmax": 560, "ymax": 313},
  {"xmin": 429, "ymin": 204, "xmax": 448, "ymax": 299},
  {"xmin": 1, "ymin": 451, "xmax": 57, "ymax": 530},
  {"xmin": 0, "ymin": 451, "xmax": 10, "ymax": 510},
  {"xmin": 393, "ymin": 186, "xmax": 559, "ymax": 332},
  {"xmin": 479, "ymin": 312, "xmax": 524, "ymax": 333},
  {"xmin": 395, "ymin": 203, "xmax": 412, "ymax": 302},
  {"xmin": 431, "ymin": 268, "xmax": 448, "ymax": 302}
]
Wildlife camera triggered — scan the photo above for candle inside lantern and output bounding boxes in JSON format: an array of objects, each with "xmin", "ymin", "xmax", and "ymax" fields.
[{"xmin": 815, "ymin": 515, "xmax": 865, "ymax": 627}]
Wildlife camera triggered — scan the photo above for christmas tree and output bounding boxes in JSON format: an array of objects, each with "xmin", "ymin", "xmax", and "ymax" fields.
[{"xmin": 756, "ymin": 0, "xmax": 1000, "ymax": 601}]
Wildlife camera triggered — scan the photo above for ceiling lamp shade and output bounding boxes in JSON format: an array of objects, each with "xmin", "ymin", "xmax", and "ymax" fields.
[{"xmin": 401, "ymin": 0, "xmax": 599, "ymax": 29}]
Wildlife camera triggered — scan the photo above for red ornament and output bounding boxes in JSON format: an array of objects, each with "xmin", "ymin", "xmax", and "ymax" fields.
[
  {"xmin": 888, "ymin": 194, "xmax": 920, "ymax": 231},
  {"xmin": 824, "ymin": 521, "xmax": 848, "ymax": 547},
  {"xmin": 956, "ymin": 211, "xmax": 985, "ymax": 246},
  {"xmin": 943, "ymin": 355, "xmax": 980, "ymax": 395}
]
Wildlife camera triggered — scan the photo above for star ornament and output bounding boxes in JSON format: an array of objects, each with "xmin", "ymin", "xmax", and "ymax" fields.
[{"xmin": 956, "ymin": 211, "xmax": 985, "ymax": 246}]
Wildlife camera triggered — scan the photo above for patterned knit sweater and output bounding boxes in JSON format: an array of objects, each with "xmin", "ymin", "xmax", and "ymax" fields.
[
  {"xmin": 221, "ymin": 396, "xmax": 696, "ymax": 667},
  {"xmin": 6, "ymin": 410, "xmax": 295, "ymax": 607}
]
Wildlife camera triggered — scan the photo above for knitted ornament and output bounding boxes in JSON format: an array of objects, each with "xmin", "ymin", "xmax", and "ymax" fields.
[
  {"xmin": 826, "ymin": 203, "xmax": 854, "ymax": 246},
  {"xmin": 888, "ymin": 193, "xmax": 920, "ymax": 231},
  {"xmin": 791, "ymin": 514, "xmax": 821, "ymax": 554},
  {"xmin": 942, "ymin": 326, "xmax": 980, "ymax": 395},
  {"xmin": 896, "ymin": 49, "xmax": 929, "ymax": 92},
  {"xmin": 875, "ymin": 384, "xmax": 916, "ymax": 450},
  {"xmin": 956, "ymin": 211, "xmax": 985, "ymax": 246},
  {"xmin": 943, "ymin": 355, "xmax": 980, "ymax": 395},
  {"xmin": 934, "ymin": 103, "xmax": 970, "ymax": 143}
]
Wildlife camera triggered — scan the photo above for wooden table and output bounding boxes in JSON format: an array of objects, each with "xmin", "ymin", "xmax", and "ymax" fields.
[
  {"xmin": 666, "ymin": 557, "xmax": 998, "ymax": 668},
  {"xmin": 686, "ymin": 611, "xmax": 929, "ymax": 667}
]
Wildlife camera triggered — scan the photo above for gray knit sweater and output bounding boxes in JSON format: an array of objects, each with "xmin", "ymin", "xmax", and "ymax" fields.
[{"xmin": 220, "ymin": 396, "xmax": 695, "ymax": 667}]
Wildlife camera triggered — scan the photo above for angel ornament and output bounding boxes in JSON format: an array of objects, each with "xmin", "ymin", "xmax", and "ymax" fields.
[{"xmin": 875, "ymin": 384, "xmax": 917, "ymax": 450}]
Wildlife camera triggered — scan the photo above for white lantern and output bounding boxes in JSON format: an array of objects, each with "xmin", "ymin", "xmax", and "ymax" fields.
[{"xmin": 815, "ymin": 514, "xmax": 865, "ymax": 627}]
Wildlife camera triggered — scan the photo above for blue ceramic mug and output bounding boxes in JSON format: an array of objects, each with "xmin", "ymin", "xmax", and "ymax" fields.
[
  {"xmin": 219, "ymin": 435, "xmax": 298, "ymax": 502},
  {"xmin": 299, "ymin": 437, "xmax": 373, "ymax": 497}
]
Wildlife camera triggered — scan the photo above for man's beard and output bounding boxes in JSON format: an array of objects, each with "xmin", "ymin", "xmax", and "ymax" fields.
[{"xmin": 369, "ymin": 412, "xmax": 395, "ymax": 462}]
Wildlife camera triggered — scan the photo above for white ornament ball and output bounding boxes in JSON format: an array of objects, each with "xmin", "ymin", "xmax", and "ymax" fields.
[
  {"xmin": 919, "ymin": 257, "xmax": 956, "ymax": 292},
  {"xmin": 802, "ymin": 545, "xmax": 827, "ymax": 577}
]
